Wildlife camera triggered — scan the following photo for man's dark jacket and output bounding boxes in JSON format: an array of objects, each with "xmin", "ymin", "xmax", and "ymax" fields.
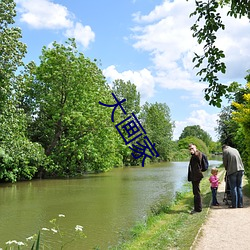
[{"xmin": 188, "ymin": 150, "xmax": 204, "ymax": 182}]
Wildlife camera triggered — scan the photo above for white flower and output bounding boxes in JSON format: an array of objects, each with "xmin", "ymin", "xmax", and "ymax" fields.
[
  {"xmin": 75, "ymin": 225, "xmax": 83, "ymax": 231},
  {"xmin": 58, "ymin": 214, "xmax": 65, "ymax": 217},
  {"xmin": 42, "ymin": 227, "xmax": 50, "ymax": 231},
  {"xmin": 6, "ymin": 240, "xmax": 17, "ymax": 245},
  {"xmin": 51, "ymin": 228, "xmax": 58, "ymax": 233},
  {"xmin": 5, "ymin": 240, "xmax": 24, "ymax": 246},
  {"xmin": 17, "ymin": 242, "xmax": 25, "ymax": 246},
  {"xmin": 26, "ymin": 236, "xmax": 34, "ymax": 241}
]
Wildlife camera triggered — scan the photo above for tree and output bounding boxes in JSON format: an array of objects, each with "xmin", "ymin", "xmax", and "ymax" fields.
[
  {"xmin": 24, "ymin": 39, "xmax": 122, "ymax": 175},
  {"xmin": 216, "ymin": 72, "xmax": 250, "ymax": 149},
  {"xmin": 112, "ymin": 79, "xmax": 140, "ymax": 116},
  {"xmin": 0, "ymin": 0, "xmax": 27, "ymax": 109},
  {"xmin": 178, "ymin": 136, "xmax": 209, "ymax": 156},
  {"xmin": 140, "ymin": 102, "xmax": 174, "ymax": 161},
  {"xmin": 111, "ymin": 79, "xmax": 141, "ymax": 165},
  {"xmin": 0, "ymin": 0, "xmax": 47, "ymax": 182},
  {"xmin": 179, "ymin": 125, "xmax": 212, "ymax": 146},
  {"xmin": 190, "ymin": 0, "xmax": 250, "ymax": 107},
  {"xmin": 216, "ymin": 106, "xmax": 240, "ymax": 147},
  {"xmin": 231, "ymin": 80, "xmax": 250, "ymax": 176}
]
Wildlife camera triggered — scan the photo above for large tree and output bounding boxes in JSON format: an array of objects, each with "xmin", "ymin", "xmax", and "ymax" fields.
[
  {"xmin": 0, "ymin": 0, "xmax": 47, "ymax": 183},
  {"xmin": 112, "ymin": 79, "xmax": 140, "ymax": 116},
  {"xmin": 178, "ymin": 136, "xmax": 209, "ymax": 156},
  {"xmin": 24, "ymin": 39, "xmax": 122, "ymax": 175},
  {"xmin": 111, "ymin": 79, "xmax": 141, "ymax": 165},
  {"xmin": 216, "ymin": 106, "xmax": 240, "ymax": 147},
  {"xmin": 0, "ymin": 0, "xmax": 26, "ymax": 108},
  {"xmin": 190, "ymin": 0, "xmax": 250, "ymax": 107},
  {"xmin": 140, "ymin": 102, "xmax": 174, "ymax": 161},
  {"xmin": 179, "ymin": 125, "xmax": 212, "ymax": 146}
]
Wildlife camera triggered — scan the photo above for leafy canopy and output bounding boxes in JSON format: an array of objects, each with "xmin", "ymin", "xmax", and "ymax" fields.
[{"xmin": 189, "ymin": 0, "xmax": 250, "ymax": 107}]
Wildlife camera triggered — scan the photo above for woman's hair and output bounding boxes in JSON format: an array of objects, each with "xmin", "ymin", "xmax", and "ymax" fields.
[{"xmin": 211, "ymin": 167, "xmax": 218, "ymax": 174}]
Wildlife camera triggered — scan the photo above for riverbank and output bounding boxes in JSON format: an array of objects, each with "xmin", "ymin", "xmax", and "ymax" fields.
[{"xmin": 111, "ymin": 169, "xmax": 222, "ymax": 249}]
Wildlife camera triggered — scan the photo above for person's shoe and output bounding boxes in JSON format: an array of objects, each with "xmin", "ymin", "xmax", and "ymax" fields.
[
  {"xmin": 228, "ymin": 205, "xmax": 236, "ymax": 208},
  {"xmin": 212, "ymin": 203, "xmax": 220, "ymax": 206},
  {"xmin": 238, "ymin": 205, "xmax": 243, "ymax": 208},
  {"xmin": 190, "ymin": 209, "xmax": 201, "ymax": 214}
]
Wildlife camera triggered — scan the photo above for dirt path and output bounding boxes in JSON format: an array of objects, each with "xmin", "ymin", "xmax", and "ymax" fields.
[{"xmin": 192, "ymin": 174, "xmax": 250, "ymax": 250}]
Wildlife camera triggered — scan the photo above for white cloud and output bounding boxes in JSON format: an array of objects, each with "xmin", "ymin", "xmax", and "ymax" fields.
[
  {"xmin": 16, "ymin": 0, "xmax": 95, "ymax": 49},
  {"xmin": 173, "ymin": 110, "xmax": 219, "ymax": 141},
  {"xmin": 16, "ymin": 0, "xmax": 73, "ymax": 29},
  {"xmin": 103, "ymin": 65, "xmax": 155, "ymax": 103},
  {"xmin": 130, "ymin": 0, "xmax": 250, "ymax": 95},
  {"xmin": 214, "ymin": 7, "xmax": 250, "ymax": 81},
  {"xmin": 65, "ymin": 22, "xmax": 95, "ymax": 48}
]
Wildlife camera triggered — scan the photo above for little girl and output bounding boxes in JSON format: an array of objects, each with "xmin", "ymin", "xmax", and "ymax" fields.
[{"xmin": 209, "ymin": 168, "xmax": 220, "ymax": 206}]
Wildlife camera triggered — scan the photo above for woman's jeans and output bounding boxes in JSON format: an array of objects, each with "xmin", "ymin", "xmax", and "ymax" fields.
[
  {"xmin": 211, "ymin": 187, "xmax": 218, "ymax": 205},
  {"xmin": 228, "ymin": 170, "xmax": 244, "ymax": 208}
]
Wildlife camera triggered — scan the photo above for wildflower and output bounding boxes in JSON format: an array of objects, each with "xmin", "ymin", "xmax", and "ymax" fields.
[
  {"xmin": 5, "ymin": 240, "xmax": 25, "ymax": 246},
  {"xmin": 51, "ymin": 228, "xmax": 58, "ymax": 233},
  {"xmin": 58, "ymin": 214, "xmax": 65, "ymax": 217},
  {"xmin": 42, "ymin": 228, "xmax": 50, "ymax": 231},
  {"xmin": 75, "ymin": 225, "xmax": 83, "ymax": 232},
  {"xmin": 26, "ymin": 236, "xmax": 34, "ymax": 241},
  {"xmin": 6, "ymin": 240, "xmax": 17, "ymax": 245},
  {"xmin": 17, "ymin": 242, "xmax": 25, "ymax": 246}
]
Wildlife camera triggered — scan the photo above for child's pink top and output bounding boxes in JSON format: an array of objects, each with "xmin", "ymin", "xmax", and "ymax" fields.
[{"xmin": 209, "ymin": 175, "xmax": 219, "ymax": 188}]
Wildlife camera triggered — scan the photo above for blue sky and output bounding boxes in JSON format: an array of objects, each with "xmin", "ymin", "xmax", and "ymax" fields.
[{"xmin": 14, "ymin": 0, "xmax": 250, "ymax": 141}]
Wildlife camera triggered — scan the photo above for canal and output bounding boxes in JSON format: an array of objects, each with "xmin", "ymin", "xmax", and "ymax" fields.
[{"xmin": 0, "ymin": 160, "xmax": 221, "ymax": 249}]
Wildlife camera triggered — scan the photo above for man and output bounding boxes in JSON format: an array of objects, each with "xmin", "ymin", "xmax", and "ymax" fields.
[
  {"xmin": 222, "ymin": 144, "xmax": 244, "ymax": 208},
  {"xmin": 188, "ymin": 143, "xmax": 204, "ymax": 214}
]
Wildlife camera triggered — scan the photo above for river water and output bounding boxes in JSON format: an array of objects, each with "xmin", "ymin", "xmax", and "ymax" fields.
[{"xmin": 0, "ymin": 160, "xmax": 221, "ymax": 249}]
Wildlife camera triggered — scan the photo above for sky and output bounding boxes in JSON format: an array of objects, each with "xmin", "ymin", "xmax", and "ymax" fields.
[{"xmin": 14, "ymin": 0, "xmax": 250, "ymax": 141}]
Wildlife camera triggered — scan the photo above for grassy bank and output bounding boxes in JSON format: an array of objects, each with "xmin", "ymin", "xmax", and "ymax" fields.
[{"xmin": 111, "ymin": 169, "xmax": 225, "ymax": 250}]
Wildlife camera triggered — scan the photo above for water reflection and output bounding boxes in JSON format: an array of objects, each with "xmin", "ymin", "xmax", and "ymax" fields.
[{"xmin": 0, "ymin": 160, "xmax": 221, "ymax": 249}]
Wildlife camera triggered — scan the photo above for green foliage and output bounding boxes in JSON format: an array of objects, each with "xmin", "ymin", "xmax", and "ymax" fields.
[
  {"xmin": 0, "ymin": 108, "xmax": 50, "ymax": 182},
  {"xmin": 112, "ymin": 79, "xmax": 141, "ymax": 115},
  {"xmin": 189, "ymin": 0, "xmax": 250, "ymax": 107},
  {"xmin": 209, "ymin": 141, "xmax": 222, "ymax": 154},
  {"xmin": 140, "ymin": 102, "xmax": 174, "ymax": 162},
  {"xmin": 179, "ymin": 125, "xmax": 212, "ymax": 146},
  {"xmin": 231, "ymin": 79, "xmax": 250, "ymax": 177},
  {"xmin": 178, "ymin": 136, "xmax": 209, "ymax": 156},
  {"xmin": 23, "ymin": 39, "xmax": 122, "ymax": 175},
  {"xmin": 111, "ymin": 79, "xmax": 141, "ymax": 166},
  {"xmin": 216, "ymin": 72, "xmax": 250, "ymax": 177},
  {"xmin": 0, "ymin": 0, "xmax": 48, "ymax": 182},
  {"xmin": 216, "ymin": 106, "xmax": 240, "ymax": 147},
  {"xmin": 0, "ymin": 0, "xmax": 27, "ymax": 107}
]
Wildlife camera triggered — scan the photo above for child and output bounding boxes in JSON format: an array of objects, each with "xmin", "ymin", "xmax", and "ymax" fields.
[{"xmin": 209, "ymin": 168, "xmax": 220, "ymax": 206}]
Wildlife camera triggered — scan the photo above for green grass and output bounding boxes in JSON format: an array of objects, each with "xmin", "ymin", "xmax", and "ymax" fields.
[{"xmin": 110, "ymin": 170, "xmax": 225, "ymax": 250}]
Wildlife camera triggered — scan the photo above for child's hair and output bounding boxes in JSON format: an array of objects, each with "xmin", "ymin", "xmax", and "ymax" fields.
[{"xmin": 211, "ymin": 167, "xmax": 218, "ymax": 175}]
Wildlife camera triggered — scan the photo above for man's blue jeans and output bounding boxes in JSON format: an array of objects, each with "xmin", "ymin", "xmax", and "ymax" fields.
[{"xmin": 228, "ymin": 170, "xmax": 244, "ymax": 208}]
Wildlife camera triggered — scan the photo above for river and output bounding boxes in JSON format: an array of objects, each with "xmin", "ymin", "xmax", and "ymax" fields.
[{"xmin": 0, "ymin": 160, "xmax": 222, "ymax": 249}]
